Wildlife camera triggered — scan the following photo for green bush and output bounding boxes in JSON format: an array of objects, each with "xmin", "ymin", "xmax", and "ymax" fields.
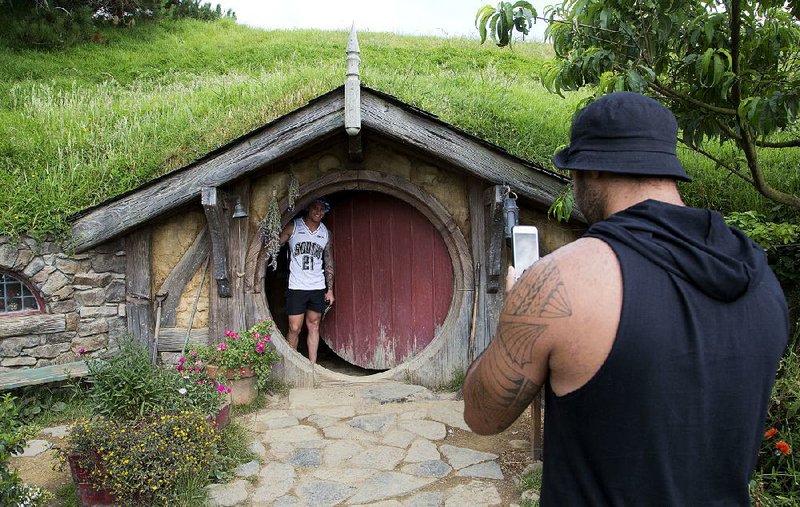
[
  {"xmin": 0, "ymin": 0, "xmax": 234, "ymax": 49},
  {"xmin": 85, "ymin": 337, "xmax": 224, "ymax": 420},
  {"xmin": 0, "ymin": 394, "xmax": 51, "ymax": 506},
  {"xmin": 725, "ymin": 211, "xmax": 800, "ymax": 286}
]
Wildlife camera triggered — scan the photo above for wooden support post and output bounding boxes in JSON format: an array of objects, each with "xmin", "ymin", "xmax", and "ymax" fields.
[
  {"xmin": 468, "ymin": 179, "xmax": 487, "ymax": 361},
  {"xmin": 126, "ymin": 228, "xmax": 154, "ymax": 353},
  {"xmin": 203, "ymin": 183, "xmax": 251, "ymax": 342},
  {"xmin": 531, "ymin": 392, "xmax": 543, "ymax": 461},
  {"xmin": 202, "ymin": 187, "xmax": 232, "ymax": 298},
  {"xmin": 228, "ymin": 180, "xmax": 250, "ymax": 334},
  {"xmin": 484, "ymin": 186, "xmax": 505, "ymax": 294}
]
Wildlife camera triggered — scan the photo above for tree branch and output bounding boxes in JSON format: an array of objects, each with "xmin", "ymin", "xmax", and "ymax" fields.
[
  {"xmin": 648, "ymin": 80, "xmax": 737, "ymax": 115},
  {"xmin": 755, "ymin": 138, "xmax": 800, "ymax": 148},
  {"xmin": 714, "ymin": 118, "xmax": 742, "ymax": 142},
  {"xmin": 678, "ymin": 137, "xmax": 753, "ymax": 185}
]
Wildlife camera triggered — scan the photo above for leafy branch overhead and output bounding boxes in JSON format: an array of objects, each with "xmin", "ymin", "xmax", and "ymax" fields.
[
  {"xmin": 478, "ymin": 0, "xmax": 800, "ymax": 211},
  {"xmin": 476, "ymin": 1, "xmax": 537, "ymax": 46}
]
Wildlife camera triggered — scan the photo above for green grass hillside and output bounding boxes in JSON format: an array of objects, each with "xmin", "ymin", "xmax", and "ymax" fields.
[{"xmin": 0, "ymin": 17, "xmax": 795, "ymax": 240}]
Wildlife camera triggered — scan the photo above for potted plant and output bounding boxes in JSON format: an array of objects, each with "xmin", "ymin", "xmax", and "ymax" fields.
[
  {"xmin": 190, "ymin": 320, "xmax": 282, "ymax": 405},
  {"xmin": 56, "ymin": 338, "xmax": 232, "ymax": 506},
  {"xmin": 56, "ymin": 412, "xmax": 219, "ymax": 506}
]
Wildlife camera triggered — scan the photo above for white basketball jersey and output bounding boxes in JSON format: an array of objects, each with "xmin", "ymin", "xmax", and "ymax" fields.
[{"xmin": 288, "ymin": 218, "xmax": 329, "ymax": 290}]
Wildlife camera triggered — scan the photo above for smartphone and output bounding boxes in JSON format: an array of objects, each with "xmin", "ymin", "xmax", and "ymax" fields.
[{"xmin": 512, "ymin": 225, "xmax": 540, "ymax": 280}]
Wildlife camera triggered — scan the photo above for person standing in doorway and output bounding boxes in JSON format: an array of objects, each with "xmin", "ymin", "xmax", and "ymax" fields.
[
  {"xmin": 279, "ymin": 197, "xmax": 335, "ymax": 365},
  {"xmin": 463, "ymin": 92, "xmax": 789, "ymax": 505}
]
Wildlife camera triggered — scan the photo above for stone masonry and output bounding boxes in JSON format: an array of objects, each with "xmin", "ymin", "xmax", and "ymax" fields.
[{"xmin": 0, "ymin": 235, "xmax": 127, "ymax": 371}]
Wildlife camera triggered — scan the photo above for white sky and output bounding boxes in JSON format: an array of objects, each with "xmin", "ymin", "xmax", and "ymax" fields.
[{"xmin": 215, "ymin": 0, "xmax": 551, "ymax": 41}]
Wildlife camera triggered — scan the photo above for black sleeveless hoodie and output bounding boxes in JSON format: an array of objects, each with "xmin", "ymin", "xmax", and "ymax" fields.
[{"xmin": 541, "ymin": 200, "xmax": 789, "ymax": 506}]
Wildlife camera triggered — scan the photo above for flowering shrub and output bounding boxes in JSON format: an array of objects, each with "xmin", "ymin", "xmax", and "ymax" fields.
[
  {"xmin": 56, "ymin": 411, "xmax": 220, "ymax": 505},
  {"xmin": 752, "ymin": 346, "xmax": 799, "ymax": 504},
  {"xmin": 191, "ymin": 321, "xmax": 282, "ymax": 391}
]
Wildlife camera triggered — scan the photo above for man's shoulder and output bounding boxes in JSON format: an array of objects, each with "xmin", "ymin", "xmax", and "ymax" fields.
[
  {"xmin": 549, "ymin": 237, "xmax": 617, "ymax": 272},
  {"xmin": 536, "ymin": 237, "xmax": 621, "ymax": 310}
]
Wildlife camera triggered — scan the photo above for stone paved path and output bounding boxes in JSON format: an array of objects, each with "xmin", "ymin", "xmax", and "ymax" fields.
[
  {"xmin": 206, "ymin": 382, "xmax": 515, "ymax": 507},
  {"xmin": 15, "ymin": 382, "xmax": 525, "ymax": 506}
]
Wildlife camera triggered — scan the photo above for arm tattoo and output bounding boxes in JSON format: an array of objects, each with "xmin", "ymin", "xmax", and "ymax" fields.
[
  {"xmin": 323, "ymin": 240, "xmax": 334, "ymax": 290},
  {"xmin": 506, "ymin": 259, "xmax": 572, "ymax": 318},
  {"xmin": 465, "ymin": 343, "xmax": 543, "ymax": 432},
  {"xmin": 465, "ymin": 258, "xmax": 572, "ymax": 432}
]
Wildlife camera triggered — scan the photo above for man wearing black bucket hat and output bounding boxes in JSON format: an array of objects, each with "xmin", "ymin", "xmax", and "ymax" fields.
[
  {"xmin": 279, "ymin": 197, "xmax": 334, "ymax": 365},
  {"xmin": 464, "ymin": 92, "xmax": 789, "ymax": 505}
]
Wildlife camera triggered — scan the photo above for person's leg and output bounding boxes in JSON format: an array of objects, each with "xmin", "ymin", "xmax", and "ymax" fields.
[
  {"xmin": 304, "ymin": 310, "xmax": 322, "ymax": 364},
  {"xmin": 287, "ymin": 314, "xmax": 304, "ymax": 350},
  {"xmin": 285, "ymin": 290, "xmax": 306, "ymax": 350}
]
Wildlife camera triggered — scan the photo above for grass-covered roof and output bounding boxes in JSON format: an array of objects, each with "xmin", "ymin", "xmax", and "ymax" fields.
[{"xmin": 0, "ymin": 17, "xmax": 787, "ymax": 240}]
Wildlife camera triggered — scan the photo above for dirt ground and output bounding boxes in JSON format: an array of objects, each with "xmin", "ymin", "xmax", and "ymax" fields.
[{"xmin": 12, "ymin": 406, "xmax": 538, "ymax": 506}]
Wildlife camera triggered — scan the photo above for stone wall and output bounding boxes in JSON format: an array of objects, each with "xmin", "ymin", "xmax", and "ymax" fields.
[{"xmin": 0, "ymin": 236, "xmax": 127, "ymax": 371}]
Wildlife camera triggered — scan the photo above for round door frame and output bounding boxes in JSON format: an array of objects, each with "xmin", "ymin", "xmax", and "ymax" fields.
[{"xmin": 244, "ymin": 170, "xmax": 473, "ymax": 386}]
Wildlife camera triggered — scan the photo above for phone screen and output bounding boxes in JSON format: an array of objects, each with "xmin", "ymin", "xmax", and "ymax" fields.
[{"xmin": 512, "ymin": 226, "xmax": 540, "ymax": 279}]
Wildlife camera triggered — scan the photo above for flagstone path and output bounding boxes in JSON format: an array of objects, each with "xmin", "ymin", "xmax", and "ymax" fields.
[
  {"xmin": 15, "ymin": 381, "xmax": 534, "ymax": 506},
  {"xmin": 209, "ymin": 382, "xmax": 525, "ymax": 506}
]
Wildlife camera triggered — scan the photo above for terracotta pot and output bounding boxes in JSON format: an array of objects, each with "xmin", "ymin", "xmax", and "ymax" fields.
[
  {"xmin": 205, "ymin": 364, "xmax": 258, "ymax": 406},
  {"xmin": 209, "ymin": 402, "xmax": 231, "ymax": 430},
  {"xmin": 67, "ymin": 454, "xmax": 117, "ymax": 507},
  {"xmin": 226, "ymin": 375, "xmax": 258, "ymax": 405}
]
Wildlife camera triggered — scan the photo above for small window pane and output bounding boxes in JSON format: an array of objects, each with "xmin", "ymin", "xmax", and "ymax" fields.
[
  {"xmin": 1, "ymin": 272, "xmax": 41, "ymax": 315},
  {"xmin": 23, "ymin": 297, "xmax": 38, "ymax": 310}
]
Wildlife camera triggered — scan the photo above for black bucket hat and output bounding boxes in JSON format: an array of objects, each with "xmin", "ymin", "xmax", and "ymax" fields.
[
  {"xmin": 308, "ymin": 197, "xmax": 331, "ymax": 212},
  {"xmin": 553, "ymin": 91, "xmax": 691, "ymax": 182}
]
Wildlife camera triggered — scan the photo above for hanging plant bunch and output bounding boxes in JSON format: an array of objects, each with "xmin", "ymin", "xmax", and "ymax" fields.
[
  {"xmin": 287, "ymin": 170, "xmax": 299, "ymax": 212},
  {"xmin": 260, "ymin": 189, "xmax": 282, "ymax": 271}
]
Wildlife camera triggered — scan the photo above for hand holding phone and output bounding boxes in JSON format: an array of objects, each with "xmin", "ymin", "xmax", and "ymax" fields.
[{"xmin": 512, "ymin": 225, "xmax": 540, "ymax": 280}]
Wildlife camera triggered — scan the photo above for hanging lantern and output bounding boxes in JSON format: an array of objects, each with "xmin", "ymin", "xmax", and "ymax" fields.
[{"xmin": 503, "ymin": 189, "xmax": 519, "ymax": 240}]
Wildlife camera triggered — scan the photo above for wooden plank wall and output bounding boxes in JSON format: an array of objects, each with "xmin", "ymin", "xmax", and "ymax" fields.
[{"xmin": 126, "ymin": 229, "xmax": 154, "ymax": 354}]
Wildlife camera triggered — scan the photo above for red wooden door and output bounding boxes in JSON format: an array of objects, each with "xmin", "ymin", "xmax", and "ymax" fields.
[{"xmin": 321, "ymin": 191, "xmax": 453, "ymax": 370}]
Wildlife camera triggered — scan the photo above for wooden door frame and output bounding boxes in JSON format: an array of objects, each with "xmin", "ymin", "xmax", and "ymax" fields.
[{"xmin": 243, "ymin": 170, "xmax": 473, "ymax": 386}]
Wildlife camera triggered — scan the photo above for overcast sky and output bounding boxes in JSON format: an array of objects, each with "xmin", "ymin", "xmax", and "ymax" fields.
[{"xmin": 215, "ymin": 0, "xmax": 551, "ymax": 41}]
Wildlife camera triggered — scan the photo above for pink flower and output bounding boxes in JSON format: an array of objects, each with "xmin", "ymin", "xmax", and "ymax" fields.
[
  {"xmin": 195, "ymin": 360, "xmax": 202, "ymax": 367},
  {"xmin": 266, "ymin": 335, "xmax": 271, "ymax": 342},
  {"xmin": 254, "ymin": 333, "xmax": 261, "ymax": 340},
  {"xmin": 218, "ymin": 342, "xmax": 227, "ymax": 351},
  {"xmin": 226, "ymin": 388, "xmax": 231, "ymax": 394},
  {"xmin": 218, "ymin": 385, "xmax": 226, "ymax": 392},
  {"xmin": 78, "ymin": 348, "xmax": 86, "ymax": 355},
  {"xmin": 176, "ymin": 364, "xmax": 185, "ymax": 372},
  {"xmin": 178, "ymin": 356, "xmax": 186, "ymax": 363},
  {"xmin": 190, "ymin": 350, "xmax": 197, "ymax": 357},
  {"xmin": 224, "ymin": 330, "xmax": 234, "ymax": 337}
]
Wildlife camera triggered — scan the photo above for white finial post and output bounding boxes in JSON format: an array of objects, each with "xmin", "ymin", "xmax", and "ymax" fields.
[{"xmin": 345, "ymin": 24, "xmax": 361, "ymax": 136}]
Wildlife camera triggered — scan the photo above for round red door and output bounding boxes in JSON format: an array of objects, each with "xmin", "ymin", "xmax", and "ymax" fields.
[{"xmin": 321, "ymin": 191, "xmax": 453, "ymax": 369}]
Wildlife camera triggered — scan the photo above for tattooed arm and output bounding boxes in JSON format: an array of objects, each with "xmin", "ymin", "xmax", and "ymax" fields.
[
  {"xmin": 463, "ymin": 256, "xmax": 573, "ymax": 435},
  {"xmin": 278, "ymin": 222, "xmax": 294, "ymax": 247},
  {"xmin": 324, "ymin": 232, "xmax": 335, "ymax": 304}
]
